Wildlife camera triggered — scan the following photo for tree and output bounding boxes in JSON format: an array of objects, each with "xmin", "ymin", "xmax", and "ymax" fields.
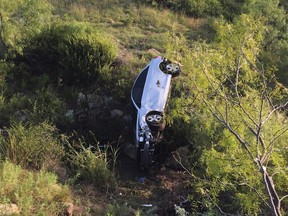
[
  {"xmin": 279, "ymin": 0, "xmax": 288, "ymax": 12},
  {"xmin": 246, "ymin": 0, "xmax": 288, "ymax": 86},
  {"xmin": 166, "ymin": 13, "xmax": 288, "ymax": 214},
  {"xmin": 197, "ymin": 14, "xmax": 288, "ymax": 215}
]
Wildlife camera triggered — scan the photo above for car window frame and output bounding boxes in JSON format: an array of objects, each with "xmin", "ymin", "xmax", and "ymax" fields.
[{"xmin": 131, "ymin": 66, "xmax": 149, "ymax": 109}]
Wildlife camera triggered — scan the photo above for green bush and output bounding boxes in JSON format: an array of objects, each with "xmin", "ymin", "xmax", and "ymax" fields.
[
  {"xmin": 101, "ymin": 64, "xmax": 134, "ymax": 101},
  {"xmin": 280, "ymin": 0, "xmax": 288, "ymax": 12},
  {"xmin": 0, "ymin": 0, "xmax": 53, "ymax": 56},
  {"xmin": 67, "ymin": 138, "xmax": 117, "ymax": 191},
  {"xmin": 0, "ymin": 160, "xmax": 71, "ymax": 215},
  {"xmin": 146, "ymin": 0, "xmax": 249, "ymax": 19},
  {"xmin": 0, "ymin": 88, "xmax": 67, "ymax": 126},
  {"xmin": 107, "ymin": 203, "xmax": 141, "ymax": 216},
  {"xmin": 21, "ymin": 22, "xmax": 117, "ymax": 88},
  {"xmin": 59, "ymin": 35, "xmax": 117, "ymax": 87},
  {"xmin": 0, "ymin": 122, "xmax": 65, "ymax": 170}
]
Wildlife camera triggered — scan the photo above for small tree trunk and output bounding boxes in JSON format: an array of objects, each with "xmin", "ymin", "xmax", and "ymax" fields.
[{"xmin": 258, "ymin": 160, "xmax": 282, "ymax": 216}]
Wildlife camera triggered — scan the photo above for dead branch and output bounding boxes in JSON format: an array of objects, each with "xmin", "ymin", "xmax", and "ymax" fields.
[
  {"xmin": 280, "ymin": 195, "xmax": 288, "ymax": 202},
  {"xmin": 238, "ymin": 182, "xmax": 270, "ymax": 208},
  {"xmin": 172, "ymin": 151, "xmax": 194, "ymax": 177}
]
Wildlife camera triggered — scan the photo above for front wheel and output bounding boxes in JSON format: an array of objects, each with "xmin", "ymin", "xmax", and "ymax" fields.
[{"xmin": 145, "ymin": 111, "xmax": 166, "ymax": 131}]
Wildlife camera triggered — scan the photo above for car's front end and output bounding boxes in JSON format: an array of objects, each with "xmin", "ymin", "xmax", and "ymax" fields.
[{"xmin": 131, "ymin": 56, "xmax": 180, "ymax": 167}]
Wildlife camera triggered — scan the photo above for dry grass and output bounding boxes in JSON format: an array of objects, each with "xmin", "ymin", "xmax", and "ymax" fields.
[
  {"xmin": 68, "ymin": 3, "xmax": 88, "ymax": 21},
  {"xmin": 182, "ymin": 17, "xmax": 207, "ymax": 30}
]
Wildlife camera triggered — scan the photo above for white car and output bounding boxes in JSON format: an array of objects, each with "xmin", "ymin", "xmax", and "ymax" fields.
[{"xmin": 131, "ymin": 56, "xmax": 180, "ymax": 167}]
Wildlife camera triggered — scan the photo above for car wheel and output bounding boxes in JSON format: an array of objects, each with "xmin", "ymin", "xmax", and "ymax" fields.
[
  {"xmin": 166, "ymin": 63, "xmax": 180, "ymax": 77},
  {"xmin": 145, "ymin": 111, "xmax": 166, "ymax": 131}
]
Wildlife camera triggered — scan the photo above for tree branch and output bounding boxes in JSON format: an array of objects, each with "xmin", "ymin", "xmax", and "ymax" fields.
[
  {"xmin": 238, "ymin": 182, "xmax": 270, "ymax": 208},
  {"xmin": 204, "ymin": 190, "xmax": 238, "ymax": 216},
  {"xmin": 257, "ymin": 159, "xmax": 282, "ymax": 216},
  {"xmin": 280, "ymin": 195, "xmax": 288, "ymax": 202}
]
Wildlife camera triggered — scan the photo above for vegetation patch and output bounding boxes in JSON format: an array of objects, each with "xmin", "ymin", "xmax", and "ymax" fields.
[
  {"xmin": 0, "ymin": 160, "xmax": 71, "ymax": 215},
  {"xmin": 67, "ymin": 137, "xmax": 118, "ymax": 192},
  {"xmin": 1, "ymin": 0, "xmax": 288, "ymax": 215}
]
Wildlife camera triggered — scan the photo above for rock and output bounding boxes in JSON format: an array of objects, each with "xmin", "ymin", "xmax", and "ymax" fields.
[
  {"xmin": 160, "ymin": 165, "xmax": 166, "ymax": 172},
  {"xmin": 107, "ymin": 18, "xmax": 115, "ymax": 24},
  {"xmin": 122, "ymin": 143, "xmax": 137, "ymax": 159},
  {"xmin": 147, "ymin": 25, "xmax": 155, "ymax": 29},
  {"xmin": 87, "ymin": 94, "xmax": 100, "ymax": 109},
  {"xmin": 123, "ymin": 114, "xmax": 132, "ymax": 123},
  {"xmin": 65, "ymin": 110, "xmax": 74, "ymax": 123},
  {"xmin": 14, "ymin": 110, "xmax": 29, "ymax": 122},
  {"xmin": 77, "ymin": 93, "xmax": 102, "ymax": 109},
  {"xmin": 110, "ymin": 109, "xmax": 123, "ymax": 118},
  {"xmin": 77, "ymin": 92, "xmax": 86, "ymax": 106},
  {"xmin": 164, "ymin": 146, "xmax": 190, "ymax": 170},
  {"xmin": 0, "ymin": 203, "xmax": 20, "ymax": 215},
  {"xmin": 147, "ymin": 48, "xmax": 161, "ymax": 56},
  {"xmin": 63, "ymin": 202, "xmax": 73, "ymax": 216}
]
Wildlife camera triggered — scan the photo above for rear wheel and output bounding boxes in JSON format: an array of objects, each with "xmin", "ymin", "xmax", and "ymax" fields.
[
  {"xmin": 166, "ymin": 63, "xmax": 180, "ymax": 77},
  {"xmin": 159, "ymin": 58, "xmax": 181, "ymax": 78}
]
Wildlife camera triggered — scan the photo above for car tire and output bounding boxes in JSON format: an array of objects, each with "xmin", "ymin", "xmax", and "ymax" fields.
[
  {"xmin": 166, "ymin": 63, "xmax": 181, "ymax": 77},
  {"xmin": 145, "ymin": 111, "xmax": 166, "ymax": 131},
  {"xmin": 159, "ymin": 60, "xmax": 181, "ymax": 78}
]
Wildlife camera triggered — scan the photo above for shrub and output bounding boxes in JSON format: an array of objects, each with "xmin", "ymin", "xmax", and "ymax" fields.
[
  {"xmin": 21, "ymin": 22, "xmax": 117, "ymax": 88},
  {"xmin": 29, "ymin": 88, "xmax": 68, "ymax": 125},
  {"xmin": 59, "ymin": 34, "xmax": 117, "ymax": 87},
  {"xmin": 0, "ymin": 160, "xmax": 71, "ymax": 215},
  {"xmin": 67, "ymin": 137, "xmax": 117, "ymax": 191},
  {"xmin": 101, "ymin": 64, "xmax": 134, "ymax": 101},
  {"xmin": 0, "ymin": 0, "xmax": 53, "ymax": 56},
  {"xmin": 106, "ymin": 203, "xmax": 142, "ymax": 216},
  {"xmin": 0, "ymin": 88, "xmax": 67, "ymax": 126},
  {"xmin": 146, "ymin": 0, "xmax": 249, "ymax": 19},
  {"xmin": 0, "ymin": 122, "xmax": 64, "ymax": 170}
]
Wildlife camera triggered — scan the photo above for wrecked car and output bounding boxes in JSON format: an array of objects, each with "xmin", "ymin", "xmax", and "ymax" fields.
[{"xmin": 131, "ymin": 56, "xmax": 181, "ymax": 167}]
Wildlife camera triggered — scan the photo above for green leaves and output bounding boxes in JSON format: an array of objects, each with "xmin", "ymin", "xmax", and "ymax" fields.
[
  {"xmin": 0, "ymin": 0, "xmax": 53, "ymax": 55},
  {"xmin": 19, "ymin": 22, "xmax": 117, "ymax": 89},
  {"xmin": 164, "ymin": 10, "xmax": 288, "ymax": 214}
]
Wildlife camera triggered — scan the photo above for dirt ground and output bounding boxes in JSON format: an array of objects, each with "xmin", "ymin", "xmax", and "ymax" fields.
[
  {"xmin": 71, "ymin": 151, "xmax": 192, "ymax": 216},
  {"xmin": 112, "ymin": 153, "xmax": 192, "ymax": 215}
]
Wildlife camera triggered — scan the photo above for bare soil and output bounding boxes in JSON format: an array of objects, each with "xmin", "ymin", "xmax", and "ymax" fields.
[
  {"xmin": 71, "ymin": 151, "xmax": 192, "ymax": 216},
  {"xmin": 114, "ymin": 153, "xmax": 191, "ymax": 215}
]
